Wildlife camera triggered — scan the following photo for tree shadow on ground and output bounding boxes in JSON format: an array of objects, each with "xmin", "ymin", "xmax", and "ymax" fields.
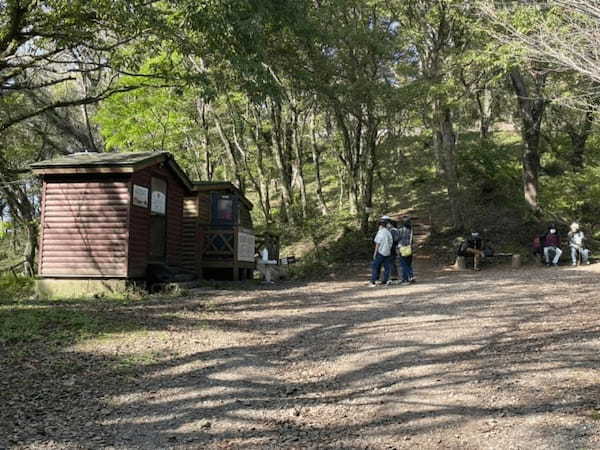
[{"xmin": 1, "ymin": 265, "xmax": 600, "ymax": 448}]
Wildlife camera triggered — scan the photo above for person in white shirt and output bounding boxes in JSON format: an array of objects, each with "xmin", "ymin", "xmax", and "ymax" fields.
[
  {"xmin": 369, "ymin": 218, "xmax": 393, "ymax": 287},
  {"xmin": 568, "ymin": 222, "xmax": 590, "ymax": 265}
]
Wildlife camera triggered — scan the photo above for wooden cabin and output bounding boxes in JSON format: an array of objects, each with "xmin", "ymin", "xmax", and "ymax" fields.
[
  {"xmin": 183, "ymin": 182, "xmax": 256, "ymax": 281},
  {"xmin": 31, "ymin": 152, "xmax": 193, "ymax": 296}
]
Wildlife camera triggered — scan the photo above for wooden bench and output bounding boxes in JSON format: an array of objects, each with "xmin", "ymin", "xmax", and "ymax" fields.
[{"xmin": 455, "ymin": 253, "xmax": 521, "ymax": 270}]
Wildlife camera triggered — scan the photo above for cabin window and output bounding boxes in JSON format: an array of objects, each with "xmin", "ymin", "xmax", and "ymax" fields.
[{"xmin": 211, "ymin": 194, "xmax": 237, "ymax": 225}]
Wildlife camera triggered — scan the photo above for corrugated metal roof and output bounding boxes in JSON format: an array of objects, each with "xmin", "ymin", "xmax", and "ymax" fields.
[
  {"xmin": 30, "ymin": 151, "xmax": 166, "ymax": 169},
  {"xmin": 191, "ymin": 181, "xmax": 253, "ymax": 210}
]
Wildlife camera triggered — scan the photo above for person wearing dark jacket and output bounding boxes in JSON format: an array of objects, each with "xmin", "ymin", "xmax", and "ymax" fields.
[
  {"xmin": 397, "ymin": 217, "xmax": 414, "ymax": 282},
  {"xmin": 386, "ymin": 219, "xmax": 400, "ymax": 280},
  {"xmin": 543, "ymin": 224, "xmax": 562, "ymax": 266},
  {"xmin": 457, "ymin": 232, "xmax": 485, "ymax": 270}
]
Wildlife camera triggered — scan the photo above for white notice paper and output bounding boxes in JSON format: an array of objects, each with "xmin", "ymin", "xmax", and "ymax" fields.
[
  {"xmin": 132, "ymin": 185, "xmax": 149, "ymax": 208},
  {"xmin": 151, "ymin": 191, "xmax": 166, "ymax": 215},
  {"xmin": 237, "ymin": 228, "xmax": 256, "ymax": 262}
]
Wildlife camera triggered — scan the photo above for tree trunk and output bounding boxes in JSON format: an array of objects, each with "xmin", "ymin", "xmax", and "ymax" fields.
[
  {"xmin": 359, "ymin": 116, "xmax": 378, "ymax": 233},
  {"xmin": 566, "ymin": 109, "xmax": 593, "ymax": 171},
  {"xmin": 310, "ymin": 113, "xmax": 328, "ymax": 215},
  {"xmin": 196, "ymin": 99, "xmax": 214, "ymax": 180},
  {"xmin": 210, "ymin": 107, "xmax": 246, "ymax": 193},
  {"xmin": 270, "ymin": 101, "xmax": 294, "ymax": 224},
  {"xmin": 0, "ymin": 167, "xmax": 38, "ymax": 275},
  {"xmin": 433, "ymin": 102, "xmax": 463, "ymax": 229},
  {"xmin": 291, "ymin": 110, "xmax": 308, "ymax": 219},
  {"xmin": 476, "ymin": 87, "xmax": 493, "ymax": 140},
  {"xmin": 510, "ymin": 67, "xmax": 546, "ymax": 211}
]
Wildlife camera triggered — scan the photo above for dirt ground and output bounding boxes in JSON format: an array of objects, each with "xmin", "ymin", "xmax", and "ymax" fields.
[{"xmin": 2, "ymin": 260, "xmax": 600, "ymax": 449}]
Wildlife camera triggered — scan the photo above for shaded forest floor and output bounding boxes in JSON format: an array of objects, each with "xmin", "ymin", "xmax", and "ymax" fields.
[{"xmin": 2, "ymin": 260, "xmax": 600, "ymax": 449}]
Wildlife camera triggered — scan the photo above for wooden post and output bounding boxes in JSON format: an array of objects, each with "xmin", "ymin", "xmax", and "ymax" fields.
[
  {"xmin": 454, "ymin": 256, "xmax": 467, "ymax": 270},
  {"xmin": 512, "ymin": 254, "xmax": 522, "ymax": 268},
  {"xmin": 233, "ymin": 226, "xmax": 239, "ymax": 281}
]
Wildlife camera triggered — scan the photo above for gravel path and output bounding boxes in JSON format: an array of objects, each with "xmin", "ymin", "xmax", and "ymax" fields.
[{"xmin": 2, "ymin": 262, "xmax": 600, "ymax": 449}]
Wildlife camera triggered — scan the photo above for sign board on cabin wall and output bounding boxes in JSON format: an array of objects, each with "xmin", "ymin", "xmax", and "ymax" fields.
[
  {"xmin": 132, "ymin": 185, "xmax": 149, "ymax": 208},
  {"xmin": 238, "ymin": 228, "xmax": 256, "ymax": 262},
  {"xmin": 151, "ymin": 178, "xmax": 167, "ymax": 215}
]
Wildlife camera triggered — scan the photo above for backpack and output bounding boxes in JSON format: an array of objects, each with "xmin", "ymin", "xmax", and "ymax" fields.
[
  {"xmin": 456, "ymin": 240, "xmax": 469, "ymax": 256},
  {"xmin": 390, "ymin": 227, "xmax": 400, "ymax": 246}
]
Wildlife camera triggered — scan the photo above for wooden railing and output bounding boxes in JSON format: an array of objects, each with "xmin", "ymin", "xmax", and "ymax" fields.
[
  {"xmin": 0, "ymin": 259, "xmax": 27, "ymax": 277},
  {"xmin": 202, "ymin": 228, "xmax": 235, "ymax": 260}
]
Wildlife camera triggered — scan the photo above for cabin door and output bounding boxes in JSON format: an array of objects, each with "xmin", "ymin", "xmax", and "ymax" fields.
[{"xmin": 150, "ymin": 177, "xmax": 167, "ymax": 261}]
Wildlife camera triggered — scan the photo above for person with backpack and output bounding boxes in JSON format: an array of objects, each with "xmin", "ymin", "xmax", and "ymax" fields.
[
  {"xmin": 568, "ymin": 222, "xmax": 590, "ymax": 266},
  {"xmin": 542, "ymin": 223, "xmax": 562, "ymax": 266},
  {"xmin": 397, "ymin": 216, "xmax": 415, "ymax": 283},
  {"xmin": 369, "ymin": 218, "xmax": 394, "ymax": 287},
  {"xmin": 386, "ymin": 218, "xmax": 400, "ymax": 281},
  {"xmin": 457, "ymin": 231, "xmax": 485, "ymax": 270}
]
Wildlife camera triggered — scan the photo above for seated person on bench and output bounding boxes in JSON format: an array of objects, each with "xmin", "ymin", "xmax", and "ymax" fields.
[
  {"xmin": 457, "ymin": 231, "xmax": 485, "ymax": 270},
  {"xmin": 568, "ymin": 222, "xmax": 590, "ymax": 266},
  {"xmin": 542, "ymin": 224, "xmax": 562, "ymax": 267}
]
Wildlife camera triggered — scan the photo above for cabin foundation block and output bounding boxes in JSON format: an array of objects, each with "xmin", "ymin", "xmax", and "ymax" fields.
[{"xmin": 37, "ymin": 278, "xmax": 132, "ymax": 299}]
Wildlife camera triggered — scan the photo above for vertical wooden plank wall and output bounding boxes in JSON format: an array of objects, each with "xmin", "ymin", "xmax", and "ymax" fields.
[
  {"xmin": 128, "ymin": 166, "xmax": 185, "ymax": 277},
  {"xmin": 40, "ymin": 177, "xmax": 129, "ymax": 277},
  {"xmin": 182, "ymin": 197, "xmax": 199, "ymax": 273}
]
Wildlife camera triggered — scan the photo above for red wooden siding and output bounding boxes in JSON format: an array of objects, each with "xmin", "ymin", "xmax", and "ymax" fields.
[
  {"xmin": 40, "ymin": 179, "xmax": 129, "ymax": 277},
  {"xmin": 182, "ymin": 197, "xmax": 199, "ymax": 272},
  {"xmin": 197, "ymin": 193, "xmax": 210, "ymax": 223},
  {"xmin": 240, "ymin": 204, "xmax": 253, "ymax": 229},
  {"xmin": 128, "ymin": 166, "xmax": 185, "ymax": 277},
  {"xmin": 181, "ymin": 192, "xmax": 211, "ymax": 275}
]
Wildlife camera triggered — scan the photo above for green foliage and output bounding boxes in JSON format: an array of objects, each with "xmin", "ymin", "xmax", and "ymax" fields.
[
  {"xmin": 0, "ymin": 275, "xmax": 34, "ymax": 302},
  {"xmin": 0, "ymin": 222, "xmax": 9, "ymax": 240},
  {"xmin": 94, "ymin": 54, "xmax": 197, "ymax": 154},
  {"xmin": 540, "ymin": 166, "xmax": 600, "ymax": 223},
  {"xmin": 289, "ymin": 225, "xmax": 373, "ymax": 280},
  {"xmin": 0, "ymin": 306, "xmax": 102, "ymax": 344}
]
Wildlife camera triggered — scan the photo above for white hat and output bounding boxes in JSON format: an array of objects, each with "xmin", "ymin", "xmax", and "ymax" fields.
[{"xmin": 381, "ymin": 215, "xmax": 391, "ymax": 221}]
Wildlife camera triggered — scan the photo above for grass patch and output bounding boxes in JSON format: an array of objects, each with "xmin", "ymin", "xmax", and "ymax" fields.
[
  {"xmin": 0, "ymin": 274, "xmax": 34, "ymax": 302},
  {"xmin": 0, "ymin": 301, "xmax": 140, "ymax": 346},
  {"xmin": 591, "ymin": 410, "xmax": 600, "ymax": 421}
]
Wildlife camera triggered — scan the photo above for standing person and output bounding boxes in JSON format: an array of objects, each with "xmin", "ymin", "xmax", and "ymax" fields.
[
  {"xmin": 542, "ymin": 223, "xmax": 562, "ymax": 266},
  {"xmin": 369, "ymin": 218, "xmax": 393, "ymax": 287},
  {"xmin": 397, "ymin": 216, "xmax": 414, "ymax": 283},
  {"xmin": 387, "ymin": 218, "xmax": 400, "ymax": 281},
  {"xmin": 568, "ymin": 222, "xmax": 590, "ymax": 265}
]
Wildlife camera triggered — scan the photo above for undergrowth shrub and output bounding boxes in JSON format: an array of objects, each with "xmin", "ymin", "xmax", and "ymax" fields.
[
  {"xmin": 289, "ymin": 226, "xmax": 373, "ymax": 280},
  {"xmin": 0, "ymin": 274, "xmax": 34, "ymax": 302}
]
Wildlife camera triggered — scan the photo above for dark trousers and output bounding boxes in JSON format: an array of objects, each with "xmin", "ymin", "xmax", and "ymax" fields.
[
  {"xmin": 400, "ymin": 255, "xmax": 413, "ymax": 281},
  {"xmin": 371, "ymin": 252, "xmax": 392, "ymax": 283},
  {"xmin": 390, "ymin": 250, "xmax": 399, "ymax": 279}
]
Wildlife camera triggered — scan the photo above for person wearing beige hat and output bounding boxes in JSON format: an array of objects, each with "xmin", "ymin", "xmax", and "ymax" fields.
[{"xmin": 568, "ymin": 222, "xmax": 590, "ymax": 265}]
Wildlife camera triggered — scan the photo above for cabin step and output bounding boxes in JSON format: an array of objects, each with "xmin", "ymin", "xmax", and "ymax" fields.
[
  {"xmin": 155, "ymin": 280, "xmax": 201, "ymax": 292},
  {"xmin": 146, "ymin": 263, "xmax": 197, "ymax": 284}
]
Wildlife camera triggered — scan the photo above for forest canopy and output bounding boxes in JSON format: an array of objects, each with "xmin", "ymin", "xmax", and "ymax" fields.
[{"xmin": 2, "ymin": 0, "xmax": 600, "ymax": 273}]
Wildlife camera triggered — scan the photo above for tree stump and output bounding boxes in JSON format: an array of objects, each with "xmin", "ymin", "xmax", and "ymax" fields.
[
  {"xmin": 512, "ymin": 254, "xmax": 522, "ymax": 268},
  {"xmin": 454, "ymin": 256, "xmax": 467, "ymax": 270}
]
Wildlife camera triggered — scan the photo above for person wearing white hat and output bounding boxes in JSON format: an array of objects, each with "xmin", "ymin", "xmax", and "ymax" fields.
[
  {"xmin": 369, "ymin": 218, "xmax": 393, "ymax": 287},
  {"xmin": 568, "ymin": 222, "xmax": 590, "ymax": 265}
]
